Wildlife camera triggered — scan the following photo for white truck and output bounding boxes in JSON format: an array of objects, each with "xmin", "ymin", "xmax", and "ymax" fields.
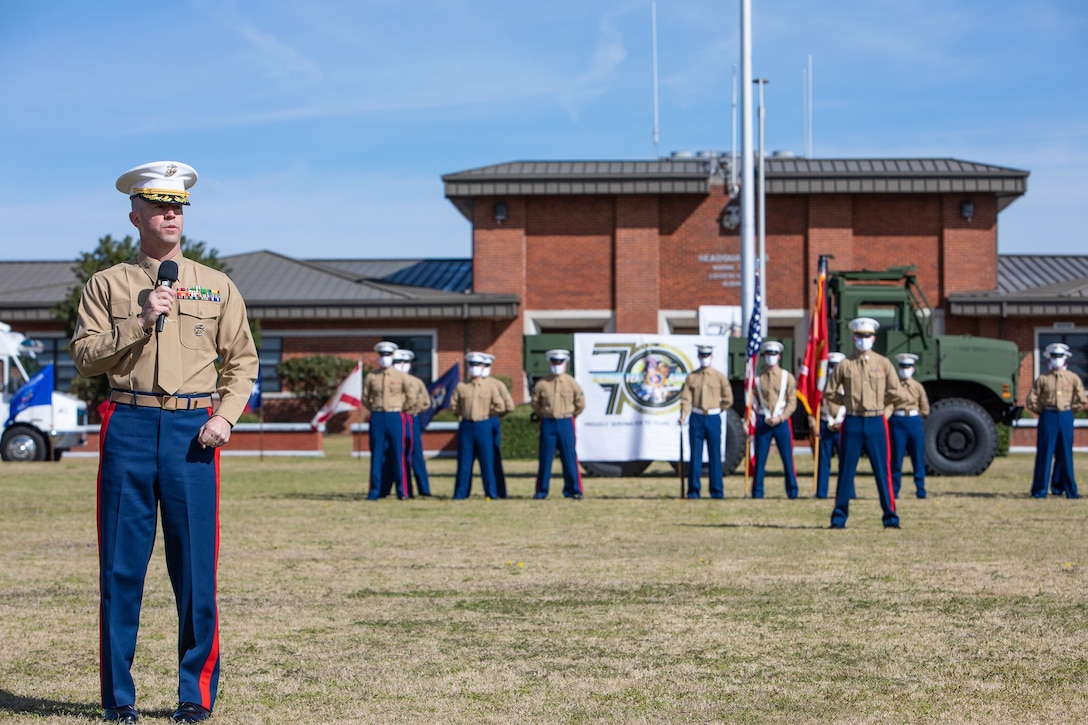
[{"xmin": 1, "ymin": 321, "xmax": 87, "ymax": 461}]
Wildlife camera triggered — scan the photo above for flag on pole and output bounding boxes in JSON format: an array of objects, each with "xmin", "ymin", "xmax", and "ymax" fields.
[
  {"xmin": 311, "ymin": 361, "xmax": 363, "ymax": 429},
  {"xmin": 796, "ymin": 255, "xmax": 829, "ymax": 417},
  {"xmin": 417, "ymin": 362, "xmax": 460, "ymax": 430},
  {"xmin": 743, "ymin": 269, "xmax": 764, "ymax": 479},
  {"xmin": 244, "ymin": 378, "xmax": 262, "ymax": 413},
  {"xmin": 6, "ymin": 364, "xmax": 54, "ymax": 426}
]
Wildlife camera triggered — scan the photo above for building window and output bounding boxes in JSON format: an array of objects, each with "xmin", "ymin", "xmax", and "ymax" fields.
[
  {"xmin": 258, "ymin": 336, "xmax": 283, "ymax": 393},
  {"xmin": 14, "ymin": 336, "xmax": 78, "ymax": 393},
  {"xmin": 383, "ymin": 335, "xmax": 435, "ymax": 382},
  {"xmin": 1037, "ymin": 330, "xmax": 1088, "ymax": 384}
]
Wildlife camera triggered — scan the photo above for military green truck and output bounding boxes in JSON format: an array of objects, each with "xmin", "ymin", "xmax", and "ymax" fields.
[{"xmin": 523, "ymin": 263, "xmax": 1020, "ymax": 478}]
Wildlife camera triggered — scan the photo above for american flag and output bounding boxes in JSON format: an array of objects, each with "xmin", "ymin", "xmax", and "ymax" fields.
[{"xmin": 743, "ymin": 267, "xmax": 763, "ymax": 477}]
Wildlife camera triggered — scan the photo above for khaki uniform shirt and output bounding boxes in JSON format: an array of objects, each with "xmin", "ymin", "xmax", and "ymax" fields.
[
  {"xmin": 450, "ymin": 377, "xmax": 506, "ymax": 422},
  {"xmin": 680, "ymin": 367, "xmax": 733, "ymax": 421},
  {"xmin": 531, "ymin": 373, "xmax": 585, "ymax": 419},
  {"xmin": 1026, "ymin": 369, "xmax": 1087, "ymax": 414},
  {"xmin": 485, "ymin": 376, "xmax": 516, "ymax": 418},
  {"xmin": 825, "ymin": 351, "xmax": 905, "ymax": 416},
  {"xmin": 404, "ymin": 375, "xmax": 431, "ymax": 416},
  {"xmin": 886, "ymin": 377, "xmax": 930, "ymax": 417},
  {"xmin": 756, "ymin": 366, "xmax": 797, "ymax": 420},
  {"xmin": 363, "ymin": 366, "xmax": 416, "ymax": 412},
  {"xmin": 70, "ymin": 252, "xmax": 258, "ymax": 425}
]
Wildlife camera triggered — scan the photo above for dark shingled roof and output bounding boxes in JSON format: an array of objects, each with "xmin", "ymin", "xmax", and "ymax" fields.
[{"xmin": 443, "ymin": 157, "xmax": 1029, "ymax": 220}]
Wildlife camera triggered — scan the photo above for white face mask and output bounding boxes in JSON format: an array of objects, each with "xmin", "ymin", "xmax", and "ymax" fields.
[
  {"xmin": 481, "ymin": 365, "xmax": 491, "ymax": 378},
  {"xmin": 549, "ymin": 363, "xmax": 566, "ymax": 376},
  {"xmin": 378, "ymin": 355, "xmax": 394, "ymax": 369},
  {"xmin": 469, "ymin": 365, "xmax": 484, "ymax": 378},
  {"xmin": 1048, "ymin": 356, "xmax": 1067, "ymax": 371},
  {"xmin": 763, "ymin": 354, "xmax": 780, "ymax": 367},
  {"xmin": 698, "ymin": 356, "xmax": 712, "ymax": 369},
  {"xmin": 854, "ymin": 336, "xmax": 875, "ymax": 353},
  {"xmin": 395, "ymin": 362, "xmax": 410, "ymax": 373},
  {"xmin": 899, "ymin": 367, "xmax": 914, "ymax": 380}
]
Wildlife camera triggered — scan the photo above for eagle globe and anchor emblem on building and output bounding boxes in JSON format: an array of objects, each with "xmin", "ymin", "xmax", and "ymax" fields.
[{"xmin": 590, "ymin": 341, "xmax": 691, "ymax": 415}]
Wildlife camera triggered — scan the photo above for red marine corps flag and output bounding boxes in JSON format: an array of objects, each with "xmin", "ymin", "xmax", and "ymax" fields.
[
  {"xmin": 796, "ymin": 255, "xmax": 829, "ymax": 417},
  {"xmin": 311, "ymin": 361, "xmax": 364, "ymax": 429},
  {"xmin": 795, "ymin": 255, "xmax": 830, "ymax": 493}
]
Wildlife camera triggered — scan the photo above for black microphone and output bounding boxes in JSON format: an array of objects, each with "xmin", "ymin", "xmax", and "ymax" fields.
[{"xmin": 155, "ymin": 260, "xmax": 179, "ymax": 333}]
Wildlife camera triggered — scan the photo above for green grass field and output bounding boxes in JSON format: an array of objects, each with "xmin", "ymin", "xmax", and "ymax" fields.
[{"xmin": 1, "ymin": 439, "xmax": 1086, "ymax": 723}]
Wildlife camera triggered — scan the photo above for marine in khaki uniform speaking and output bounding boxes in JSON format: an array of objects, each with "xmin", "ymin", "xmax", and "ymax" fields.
[
  {"xmin": 1026, "ymin": 342, "xmax": 1087, "ymax": 499},
  {"xmin": 751, "ymin": 340, "xmax": 799, "ymax": 499},
  {"xmin": 531, "ymin": 349, "xmax": 586, "ymax": 499},
  {"xmin": 363, "ymin": 341, "xmax": 421, "ymax": 500},
  {"xmin": 886, "ymin": 352, "xmax": 930, "ymax": 499},
  {"xmin": 71, "ymin": 161, "xmax": 258, "ymax": 724},
  {"xmin": 678, "ymin": 344, "xmax": 733, "ymax": 499}
]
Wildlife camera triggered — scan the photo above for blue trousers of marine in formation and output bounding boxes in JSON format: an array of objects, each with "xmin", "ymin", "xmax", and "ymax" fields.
[
  {"xmin": 889, "ymin": 415, "xmax": 926, "ymax": 498},
  {"xmin": 831, "ymin": 415, "xmax": 899, "ymax": 528},
  {"xmin": 1031, "ymin": 409, "xmax": 1079, "ymax": 498},
  {"xmin": 453, "ymin": 419, "xmax": 498, "ymax": 499},
  {"xmin": 752, "ymin": 415, "xmax": 798, "ymax": 498},
  {"xmin": 369, "ymin": 411, "xmax": 407, "ymax": 499},
  {"xmin": 406, "ymin": 414, "xmax": 430, "ymax": 495},
  {"xmin": 815, "ymin": 420, "xmax": 839, "ymax": 499},
  {"xmin": 490, "ymin": 417, "xmax": 508, "ymax": 498},
  {"xmin": 97, "ymin": 402, "xmax": 220, "ymax": 712},
  {"xmin": 535, "ymin": 417, "xmax": 583, "ymax": 498},
  {"xmin": 686, "ymin": 412, "xmax": 723, "ymax": 498}
]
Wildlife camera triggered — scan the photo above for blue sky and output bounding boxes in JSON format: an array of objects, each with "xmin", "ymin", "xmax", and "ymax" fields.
[{"xmin": 1, "ymin": 0, "xmax": 1085, "ymax": 262}]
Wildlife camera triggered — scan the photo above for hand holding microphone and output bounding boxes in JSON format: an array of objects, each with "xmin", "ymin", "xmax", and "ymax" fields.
[{"xmin": 154, "ymin": 260, "xmax": 179, "ymax": 333}]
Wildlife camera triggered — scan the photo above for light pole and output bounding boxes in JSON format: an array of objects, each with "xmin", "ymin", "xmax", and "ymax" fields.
[{"xmin": 754, "ymin": 77, "xmax": 769, "ymax": 336}]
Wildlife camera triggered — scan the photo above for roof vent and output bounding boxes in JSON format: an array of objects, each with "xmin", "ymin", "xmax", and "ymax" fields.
[{"xmin": 670, "ymin": 151, "xmax": 696, "ymax": 159}]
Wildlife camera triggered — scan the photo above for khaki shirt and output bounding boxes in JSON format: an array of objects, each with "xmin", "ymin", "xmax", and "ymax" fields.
[
  {"xmin": 362, "ymin": 366, "xmax": 417, "ymax": 412},
  {"xmin": 679, "ymin": 366, "xmax": 733, "ymax": 421},
  {"xmin": 450, "ymin": 377, "xmax": 506, "ymax": 422},
  {"xmin": 886, "ymin": 377, "xmax": 930, "ymax": 417},
  {"xmin": 825, "ymin": 352, "xmax": 905, "ymax": 416},
  {"xmin": 485, "ymin": 376, "xmax": 516, "ymax": 418},
  {"xmin": 404, "ymin": 375, "xmax": 431, "ymax": 416},
  {"xmin": 1026, "ymin": 369, "xmax": 1087, "ymax": 414},
  {"xmin": 531, "ymin": 373, "xmax": 585, "ymax": 419},
  {"xmin": 756, "ymin": 366, "xmax": 797, "ymax": 420},
  {"xmin": 70, "ymin": 252, "xmax": 258, "ymax": 425}
]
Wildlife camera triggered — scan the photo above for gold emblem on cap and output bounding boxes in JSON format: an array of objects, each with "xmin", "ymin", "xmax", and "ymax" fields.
[{"xmin": 165, "ymin": 164, "xmax": 178, "ymax": 177}]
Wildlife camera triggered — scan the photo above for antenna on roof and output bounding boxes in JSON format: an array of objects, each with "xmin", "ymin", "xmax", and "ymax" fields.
[{"xmin": 651, "ymin": 1, "xmax": 660, "ymax": 159}]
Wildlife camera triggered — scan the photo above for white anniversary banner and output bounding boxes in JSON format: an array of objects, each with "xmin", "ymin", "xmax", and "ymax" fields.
[{"xmin": 574, "ymin": 334, "xmax": 729, "ymax": 463}]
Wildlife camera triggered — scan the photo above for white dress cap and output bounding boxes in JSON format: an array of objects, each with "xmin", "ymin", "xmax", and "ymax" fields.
[
  {"xmin": 895, "ymin": 353, "xmax": 919, "ymax": 366},
  {"xmin": 696, "ymin": 344, "xmax": 714, "ymax": 356},
  {"xmin": 116, "ymin": 161, "xmax": 198, "ymax": 205},
  {"xmin": 761, "ymin": 340, "xmax": 784, "ymax": 354},
  {"xmin": 374, "ymin": 341, "xmax": 399, "ymax": 354},
  {"xmin": 1045, "ymin": 342, "xmax": 1072, "ymax": 358},
  {"xmin": 827, "ymin": 352, "xmax": 846, "ymax": 364},
  {"xmin": 545, "ymin": 349, "xmax": 570, "ymax": 362},
  {"xmin": 466, "ymin": 351, "xmax": 489, "ymax": 365},
  {"xmin": 849, "ymin": 317, "xmax": 880, "ymax": 335},
  {"xmin": 393, "ymin": 349, "xmax": 414, "ymax": 363}
]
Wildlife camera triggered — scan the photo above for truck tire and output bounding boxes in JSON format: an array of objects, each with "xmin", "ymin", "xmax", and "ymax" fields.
[
  {"xmin": 723, "ymin": 409, "xmax": 747, "ymax": 475},
  {"xmin": 581, "ymin": 460, "xmax": 652, "ymax": 477},
  {"xmin": 1, "ymin": 426, "xmax": 48, "ymax": 462},
  {"xmin": 924, "ymin": 398, "xmax": 997, "ymax": 476}
]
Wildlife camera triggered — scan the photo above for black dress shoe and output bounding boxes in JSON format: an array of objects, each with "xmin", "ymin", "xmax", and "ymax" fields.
[
  {"xmin": 171, "ymin": 702, "xmax": 211, "ymax": 723},
  {"xmin": 105, "ymin": 705, "xmax": 139, "ymax": 723}
]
